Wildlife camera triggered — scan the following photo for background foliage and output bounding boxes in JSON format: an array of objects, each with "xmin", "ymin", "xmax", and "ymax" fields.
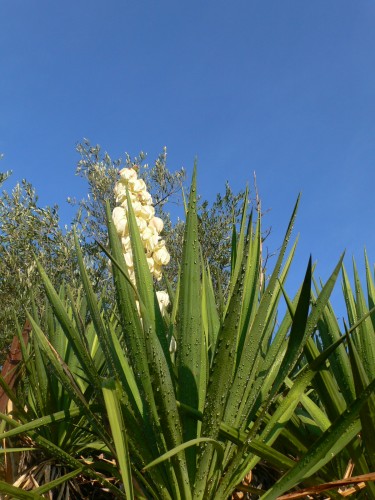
[{"xmin": 0, "ymin": 141, "xmax": 248, "ymax": 365}]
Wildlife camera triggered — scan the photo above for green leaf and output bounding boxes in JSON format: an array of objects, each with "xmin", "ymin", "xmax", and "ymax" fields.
[
  {"xmin": 109, "ymin": 198, "xmax": 191, "ymax": 497},
  {"xmin": 364, "ymin": 249, "xmax": 375, "ymax": 328},
  {"xmin": 27, "ymin": 315, "xmax": 113, "ymax": 454},
  {"xmin": 314, "ymin": 283, "xmax": 355, "ymax": 405},
  {"xmin": 177, "ymin": 400, "xmax": 295, "ymax": 471},
  {"xmin": 202, "ymin": 263, "xmax": 220, "ymax": 356},
  {"xmin": 102, "ymin": 378, "xmax": 133, "ymax": 499},
  {"xmin": 176, "ymin": 163, "xmax": 203, "ymax": 483},
  {"xmin": 143, "ymin": 438, "xmax": 224, "ymax": 473},
  {"xmin": 33, "ymin": 467, "xmax": 85, "ymax": 495},
  {"xmin": 226, "ymin": 188, "xmax": 249, "ymax": 306},
  {"xmin": 347, "ymin": 328, "xmax": 375, "ymax": 470},
  {"xmin": 138, "ymin": 292, "xmax": 192, "ymax": 499},
  {"xmin": 218, "ymin": 257, "xmax": 312, "ymax": 496},
  {"xmin": 105, "ymin": 202, "xmax": 166, "ymax": 456},
  {"xmin": 74, "ymin": 229, "xmax": 118, "ymax": 380},
  {"xmin": 269, "ymin": 256, "xmax": 312, "ymax": 395},
  {"xmin": 0, "ymin": 482, "xmax": 45, "ymax": 499},
  {"xmin": 125, "ymin": 187, "xmax": 171, "ymax": 364},
  {"xmin": 353, "ymin": 257, "xmax": 375, "ymax": 380},
  {"xmin": 225, "ymin": 201, "xmax": 299, "ymax": 433},
  {"xmin": 0, "ymin": 411, "xmax": 124, "ymax": 497},
  {"xmin": 257, "ymin": 319, "xmax": 356, "ymax": 451},
  {"xmin": 261, "ymin": 375, "xmax": 375, "ymax": 498},
  {"xmin": 0, "ymin": 406, "xmax": 83, "ymax": 440},
  {"xmin": 0, "ymin": 447, "xmax": 35, "ymax": 453},
  {"xmin": 34, "ymin": 258, "xmax": 102, "ymax": 394}
]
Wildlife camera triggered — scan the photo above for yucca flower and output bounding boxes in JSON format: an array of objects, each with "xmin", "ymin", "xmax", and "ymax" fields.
[
  {"xmin": 156, "ymin": 290, "xmax": 170, "ymax": 316},
  {"xmin": 112, "ymin": 166, "xmax": 170, "ymax": 315}
]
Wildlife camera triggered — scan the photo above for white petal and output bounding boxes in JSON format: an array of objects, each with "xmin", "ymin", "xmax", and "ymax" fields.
[
  {"xmin": 112, "ymin": 207, "xmax": 128, "ymax": 236},
  {"xmin": 119, "ymin": 167, "xmax": 137, "ymax": 181},
  {"xmin": 149, "ymin": 216, "xmax": 164, "ymax": 233},
  {"xmin": 129, "ymin": 178, "xmax": 146, "ymax": 192},
  {"xmin": 153, "ymin": 243, "xmax": 170, "ymax": 266}
]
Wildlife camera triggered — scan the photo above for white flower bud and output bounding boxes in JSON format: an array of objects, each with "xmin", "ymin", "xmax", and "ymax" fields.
[
  {"xmin": 169, "ymin": 336, "xmax": 177, "ymax": 353},
  {"xmin": 136, "ymin": 217, "xmax": 147, "ymax": 232},
  {"xmin": 112, "ymin": 207, "xmax": 128, "ymax": 236},
  {"xmin": 138, "ymin": 204, "xmax": 155, "ymax": 221},
  {"xmin": 153, "ymin": 264, "xmax": 163, "ymax": 281},
  {"xmin": 120, "ymin": 192, "xmax": 138, "ymax": 209},
  {"xmin": 135, "ymin": 300, "xmax": 141, "ymax": 316},
  {"xmin": 131, "ymin": 200, "xmax": 142, "ymax": 215},
  {"xmin": 149, "ymin": 216, "xmax": 164, "ymax": 233},
  {"xmin": 153, "ymin": 242, "xmax": 170, "ymax": 266},
  {"xmin": 146, "ymin": 256, "xmax": 155, "ymax": 273},
  {"xmin": 119, "ymin": 167, "xmax": 138, "ymax": 181},
  {"xmin": 114, "ymin": 181, "xmax": 127, "ymax": 203},
  {"xmin": 121, "ymin": 236, "xmax": 131, "ymax": 252},
  {"xmin": 128, "ymin": 268, "xmax": 136, "ymax": 285},
  {"xmin": 156, "ymin": 290, "xmax": 170, "ymax": 316},
  {"xmin": 141, "ymin": 226, "xmax": 155, "ymax": 242},
  {"xmin": 144, "ymin": 231, "xmax": 160, "ymax": 254},
  {"xmin": 140, "ymin": 190, "xmax": 153, "ymax": 205},
  {"xmin": 124, "ymin": 252, "xmax": 133, "ymax": 269},
  {"xmin": 129, "ymin": 178, "xmax": 146, "ymax": 193}
]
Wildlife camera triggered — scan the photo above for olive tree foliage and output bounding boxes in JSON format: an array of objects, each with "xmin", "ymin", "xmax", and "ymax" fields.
[
  {"xmin": 0, "ymin": 171, "xmax": 80, "ymax": 362},
  {"xmin": 0, "ymin": 140, "xmax": 250, "ymax": 363}
]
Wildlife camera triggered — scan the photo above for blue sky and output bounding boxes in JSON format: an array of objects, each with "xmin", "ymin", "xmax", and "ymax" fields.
[{"xmin": 1, "ymin": 1, "xmax": 375, "ymax": 310}]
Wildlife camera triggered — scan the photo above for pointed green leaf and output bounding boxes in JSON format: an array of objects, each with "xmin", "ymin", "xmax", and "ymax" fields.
[
  {"xmin": 102, "ymin": 378, "xmax": 134, "ymax": 499},
  {"xmin": 176, "ymin": 163, "xmax": 203, "ymax": 483}
]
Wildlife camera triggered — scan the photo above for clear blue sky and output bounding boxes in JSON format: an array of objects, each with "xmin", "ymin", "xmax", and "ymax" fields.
[{"xmin": 1, "ymin": 1, "xmax": 375, "ymax": 310}]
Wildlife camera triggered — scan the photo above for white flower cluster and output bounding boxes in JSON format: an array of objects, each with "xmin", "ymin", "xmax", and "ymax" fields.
[{"xmin": 112, "ymin": 166, "xmax": 170, "ymax": 315}]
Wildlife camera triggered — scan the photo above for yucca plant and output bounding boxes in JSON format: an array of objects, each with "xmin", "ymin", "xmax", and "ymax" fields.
[
  {"xmin": 265, "ymin": 253, "xmax": 375, "ymax": 499},
  {"xmin": 1, "ymin": 166, "xmax": 375, "ymax": 499},
  {"xmin": 0, "ymin": 290, "xmax": 124, "ymax": 498}
]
